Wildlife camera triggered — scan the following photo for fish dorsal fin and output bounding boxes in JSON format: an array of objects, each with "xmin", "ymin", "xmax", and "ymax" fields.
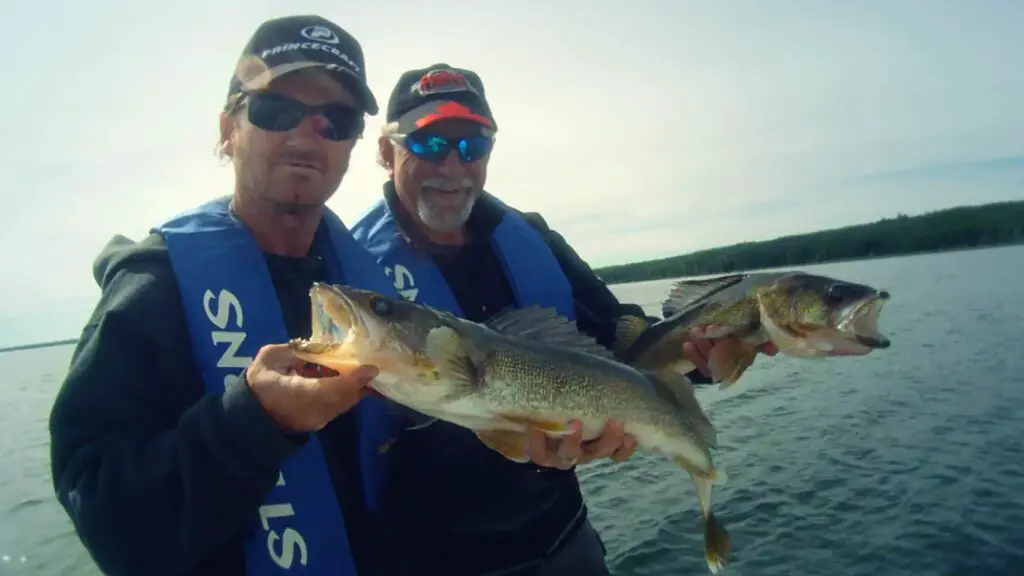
[
  {"xmin": 613, "ymin": 315, "xmax": 650, "ymax": 359},
  {"xmin": 642, "ymin": 369, "xmax": 718, "ymax": 449},
  {"xmin": 662, "ymin": 274, "xmax": 747, "ymax": 318},
  {"xmin": 484, "ymin": 305, "xmax": 560, "ymax": 335},
  {"xmin": 484, "ymin": 306, "xmax": 617, "ymax": 361}
]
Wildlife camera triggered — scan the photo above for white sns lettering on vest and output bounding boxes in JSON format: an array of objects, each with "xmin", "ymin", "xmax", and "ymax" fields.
[
  {"xmin": 202, "ymin": 289, "xmax": 253, "ymax": 387},
  {"xmin": 202, "ymin": 290, "xmax": 308, "ymax": 568},
  {"xmin": 385, "ymin": 264, "xmax": 419, "ymax": 301}
]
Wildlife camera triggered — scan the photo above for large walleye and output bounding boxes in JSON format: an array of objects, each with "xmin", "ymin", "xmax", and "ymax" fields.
[
  {"xmin": 615, "ymin": 271, "xmax": 891, "ymax": 388},
  {"xmin": 289, "ymin": 283, "xmax": 732, "ymax": 573}
]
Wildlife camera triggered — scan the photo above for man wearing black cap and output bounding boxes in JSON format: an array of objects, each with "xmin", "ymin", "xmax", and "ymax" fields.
[
  {"xmin": 49, "ymin": 15, "xmax": 403, "ymax": 576},
  {"xmin": 350, "ymin": 64, "xmax": 753, "ymax": 575}
]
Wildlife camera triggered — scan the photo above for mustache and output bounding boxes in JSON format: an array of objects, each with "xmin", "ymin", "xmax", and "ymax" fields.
[
  {"xmin": 421, "ymin": 177, "xmax": 474, "ymax": 191},
  {"xmin": 277, "ymin": 147, "xmax": 326, "ymax": 170}
]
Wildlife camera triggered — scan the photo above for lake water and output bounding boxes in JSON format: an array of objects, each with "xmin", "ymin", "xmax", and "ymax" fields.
[{"xmin": 2, "ymin": 246, "xmax": 1023, "ymax": 575}]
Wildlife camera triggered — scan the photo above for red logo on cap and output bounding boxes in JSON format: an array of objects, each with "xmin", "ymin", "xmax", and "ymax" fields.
[
  {"xmin": 411, "ymin": 69, "xmax": 477, "ymax": 96},
  {"xmin": 415, "ymin": 102, "xmax": 493, "ymax": 129}
]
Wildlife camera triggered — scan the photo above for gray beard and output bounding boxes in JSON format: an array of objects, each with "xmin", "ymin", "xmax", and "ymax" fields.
[{"xmin": 417, "ymin": 193, "xmax": 476, "ymax": 233}]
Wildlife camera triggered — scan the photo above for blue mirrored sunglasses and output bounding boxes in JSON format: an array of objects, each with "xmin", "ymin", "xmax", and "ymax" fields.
[{"xmin": 392, "ymin": 132, "xmax": 494, "ymax": 164}]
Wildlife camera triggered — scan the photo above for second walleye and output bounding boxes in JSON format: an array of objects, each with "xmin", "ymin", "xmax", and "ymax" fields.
[{"xmin": 615, "ymin": 271, "xmax": 891, "ymax": 388}]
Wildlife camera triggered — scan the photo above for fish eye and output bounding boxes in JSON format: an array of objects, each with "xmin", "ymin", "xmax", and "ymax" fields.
[
  {"xmin": 370, "ymin": 296, "xmax": 394, "ymax": 316},
  {"xmin": 826, "ymin": 284, "xmax": 846, "ymax": 303}
]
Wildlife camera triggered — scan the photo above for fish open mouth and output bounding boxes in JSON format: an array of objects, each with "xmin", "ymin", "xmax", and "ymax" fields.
[
  {"xmin": 288, "ymin": 283, "xmax": 363, "ymax": 360},
  {"xmin": 836, "ymin": 290, "xmax": 891, "ymax": 349},
  {"xmin": 311, "ymin": 284, "xmax": 357, "ymax": 343}
]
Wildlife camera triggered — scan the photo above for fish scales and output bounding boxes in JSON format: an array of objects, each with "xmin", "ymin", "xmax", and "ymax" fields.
[{"xmin": 484, "ymin": 361, "xmax": 684, "ymax": 435}]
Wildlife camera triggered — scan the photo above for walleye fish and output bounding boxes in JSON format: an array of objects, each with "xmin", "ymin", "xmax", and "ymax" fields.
[
  {"xmin": 289, "ymin": 283, "xmax": 733, "ymax": 573},
  {"xmin": 615, "ymin": 271, "xmax": 891, "ymax": 388}
]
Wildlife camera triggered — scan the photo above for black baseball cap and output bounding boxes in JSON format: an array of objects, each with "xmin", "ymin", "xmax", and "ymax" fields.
[
  {"xmin": 385, "ymin": 63, "xmax": 497, "ymax": 134},
  {"xmin": 227, "ymin": 15, "xmax": 378, "ymax": 115}
]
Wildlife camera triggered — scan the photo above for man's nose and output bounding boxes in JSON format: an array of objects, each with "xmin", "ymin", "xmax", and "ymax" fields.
[
  {"xmin": 291, "ymin": 115, "xmax": 322, "ymax": 138},
  {"xmin": 437, "ymin": 149, "xmax": 466, "ymax": 176}
]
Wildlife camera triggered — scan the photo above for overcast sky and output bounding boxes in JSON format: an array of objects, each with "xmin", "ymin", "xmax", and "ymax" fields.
[{"xmin": 1, "ymin": 0, "xmax": 1022, "ymax": 347}]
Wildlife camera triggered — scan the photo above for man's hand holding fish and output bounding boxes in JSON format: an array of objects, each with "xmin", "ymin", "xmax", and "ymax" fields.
[
  {"xmin": 246, "ymin": 343, "xmax": 380, "ymax": 434},
  {"xmin": 682, "ymin": 325, "xmax": 780, "ymax": 381},
  {"xmin": 523, "ymin": 327, "xmax": 769, "ymax": 469},
  {"xmin": 525, "ymin": 418, "xmax": 638, "ymax": 469}
]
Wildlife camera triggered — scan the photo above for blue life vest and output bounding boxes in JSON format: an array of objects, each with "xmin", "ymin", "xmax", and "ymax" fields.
[
  {"xmin": 351, "ymin": 195, "xmax": 575, "ymax": 319},
  {"xmin": 157, "ymin": 196, "xmax": 401, "ymax": 576},
  {"xmin": 351, "ymin": 195, "xmax": 585, "ymax": 559}
]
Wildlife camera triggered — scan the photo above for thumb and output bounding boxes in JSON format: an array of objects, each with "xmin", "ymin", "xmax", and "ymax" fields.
[
  {"xmin": 347, "ymin": 364, "xmax": 380, "ymax": 383},
  {"xmin": 317, "ymin": 366, "xmax": 379, "ymax": 410}
]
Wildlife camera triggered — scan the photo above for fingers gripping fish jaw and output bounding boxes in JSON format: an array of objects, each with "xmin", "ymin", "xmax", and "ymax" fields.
[{"xmin": 290, "ymin": 285, "xmax": 370, "ymax": 371}]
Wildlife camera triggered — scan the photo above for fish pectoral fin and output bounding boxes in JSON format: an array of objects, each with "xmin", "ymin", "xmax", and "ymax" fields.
[
  {"xmin": 708, "ymin": 338, "xmax": 758, "ymax": 389},
  {"xmin": 475, "ymin": 430, "xmax": 530, "ymax": 463},
  {"xmin": 613, "ymin": 315, "xmax": 649, "ymax": 359},
  {"xmin": 501, "ymin": 414, "xmax": 572, "ymax": 436},
  {"xmin": 424, "ymin": 326, "xmax": 482, "ymax": 394}
]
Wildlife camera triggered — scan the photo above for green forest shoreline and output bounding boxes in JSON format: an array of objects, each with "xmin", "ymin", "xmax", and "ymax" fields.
[{"xmin": 592, "ymin": 200, "xmax": 1024, "ymax": 285}]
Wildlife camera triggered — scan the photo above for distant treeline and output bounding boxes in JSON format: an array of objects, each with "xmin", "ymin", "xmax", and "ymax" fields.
[{"xmin": 593, "ymin": 200, "xmax": 1024, "ymax": 285}]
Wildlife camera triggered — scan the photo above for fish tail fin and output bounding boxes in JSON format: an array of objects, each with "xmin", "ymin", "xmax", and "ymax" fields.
[
  {"xmin": 703, "ymin": 511, "xmax": 731, "ymax": 574},
  {"xmin": 613, "ymin": 315, "xmax": 649, "ymax": 359},
  {"xmin": 683, "ymin": 467, "xmax": 731, "ymax": 574}
]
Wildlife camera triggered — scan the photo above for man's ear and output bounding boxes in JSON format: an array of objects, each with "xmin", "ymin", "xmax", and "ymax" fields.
[
  {"xmin": 219, "ymin": 112, "xmax": 236, "ymax": 157},
  {"xmin": 378, "ymin": 135, "xmax": 396, "ymax": 177}
]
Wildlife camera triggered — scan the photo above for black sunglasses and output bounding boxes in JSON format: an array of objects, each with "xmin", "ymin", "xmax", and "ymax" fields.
[
  {"xmin": 241, "ymin": 92, "xmax": 365, "ymax": 141},
  {"xmin": 391, "ymin": 132, "xmax": 494, "ymax": 164}
]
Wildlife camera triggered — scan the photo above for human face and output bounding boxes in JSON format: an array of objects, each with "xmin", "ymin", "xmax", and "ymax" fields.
[
  {"xmin": 220, "ymin": 69, "xmax": 364, "ymax": 214},
  {"xmin": 387, "ymin": 118, "xmax": 492, "ymax": 234}
]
